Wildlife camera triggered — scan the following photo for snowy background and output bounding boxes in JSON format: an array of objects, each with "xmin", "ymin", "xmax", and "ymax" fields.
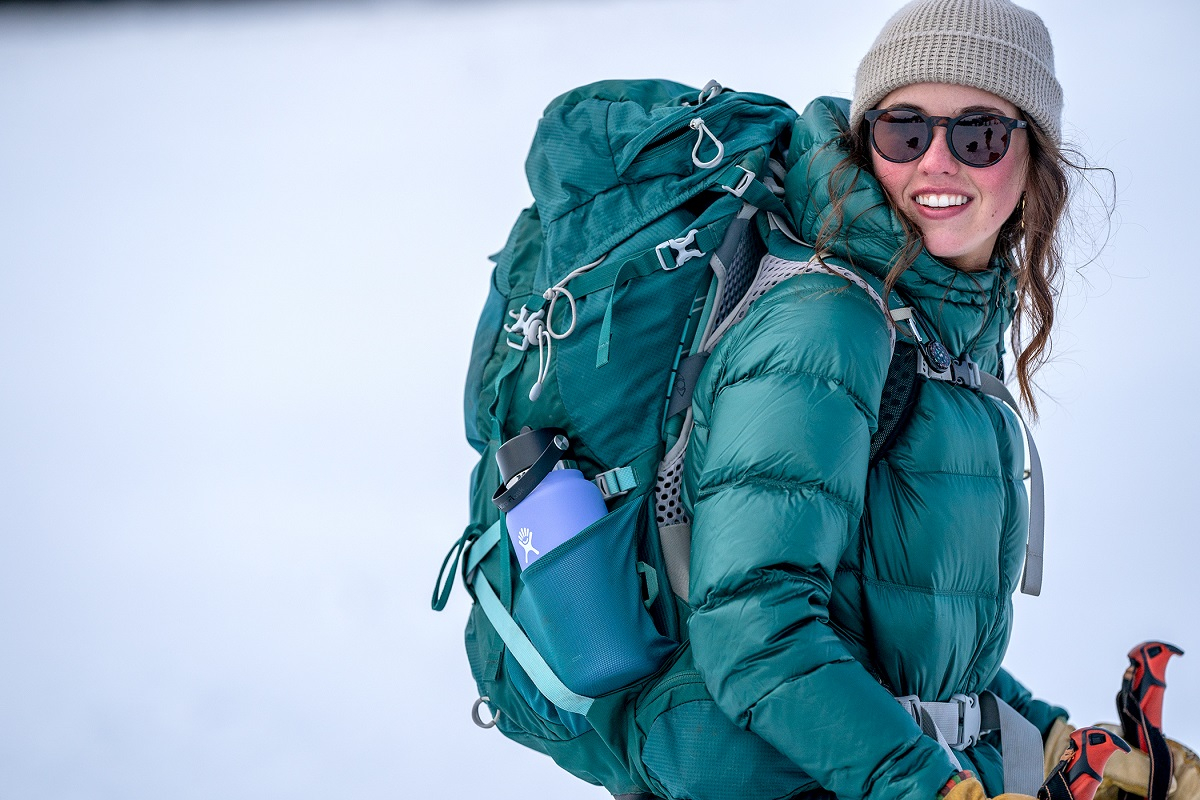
[{"xmin": 0, "ymin": 1, "xmax": 1196, "ymax": 798}]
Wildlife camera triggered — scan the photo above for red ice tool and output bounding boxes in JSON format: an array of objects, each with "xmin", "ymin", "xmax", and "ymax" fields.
[
  {"xmin": 1039, "ymin": 726, "xmax": 1132, "ymax": 800},
  {"xmin": 1123, "ymin": 641, "xmax": 1184, "ymax": 741},
  {"xmin": 1117, "ymin": 641, "xmax": 1184, "ymax": 800}
]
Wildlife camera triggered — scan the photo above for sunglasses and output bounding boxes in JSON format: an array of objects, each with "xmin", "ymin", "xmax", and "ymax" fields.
[{"xmin": 864, "ymin": 108, "xmax": 1028, "ymax": 168}]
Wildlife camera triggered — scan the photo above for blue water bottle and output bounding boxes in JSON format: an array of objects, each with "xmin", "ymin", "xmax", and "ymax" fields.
[
  {"xmin": 492, "ymin": 427, "xmax": 606, "ymax": 568},
  {"xmin": 491, "ymin": 426, "xmax": 675, "ymax": 697}
]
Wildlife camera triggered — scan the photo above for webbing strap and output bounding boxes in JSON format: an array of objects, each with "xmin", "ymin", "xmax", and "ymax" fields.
[
  {"xmin": 431, "ymin": 529, "xmax": 470, "ymax": 611},
  {"xmin": 716, "ymin": 163, "xmax": 791, "ymax": 218},
  {"xmin": 900, "ymin": 692, "xmax": 1043, "ymax": 795},
  {"xmin": 566, "ymin": 225, "xmax": 722, "ymax": 300},
  {"xmin": 594, "ymin": 465, "xmax": 638, "ymax": 500},
  {"xmin": 978, "ymin": 372, "xmax": 1045, "ymax": 597},
  {"xmin": 465, "ymin": 521, "xmax": 595, "ymax": 716},
  {"xmin": 658, "ymin": 522, "xmax": 692, "ymax": 600},
  {"xmin": 982, "ymin": 691, "xmax": 1045, "ymax": 795},
  {"xmin": 464, "ymin": 518, "xmax": 502, "ymax": 575},
  {"xmin": 596, "ymin": 226, "xmax": 722, "ymax": 367},
  {"xmin": 918, "ymin": 694, "xmax": 983, "ymax": 751},
  {"xmin": 487, "ymin": 347, "xmax": 528, "ymax": 443},
  {"xmin": 899, "ymin": 695, "xmax": 965, "ymax": 771}
]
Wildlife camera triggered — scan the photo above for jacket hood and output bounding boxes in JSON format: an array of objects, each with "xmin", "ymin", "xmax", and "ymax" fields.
[{"xmin": 783, "ymin": 96, "xmax": 1013, "ymax": 369}]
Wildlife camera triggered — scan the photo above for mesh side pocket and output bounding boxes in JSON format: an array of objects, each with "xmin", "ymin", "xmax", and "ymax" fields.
[{"xmin": 514, "ymin": 496, "xmax": 676, "ymax": 697}]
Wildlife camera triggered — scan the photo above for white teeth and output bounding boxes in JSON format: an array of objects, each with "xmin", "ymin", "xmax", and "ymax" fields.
[{"xmin": 916, "ymin": 193, "xmax": 969, "ymax": 208}]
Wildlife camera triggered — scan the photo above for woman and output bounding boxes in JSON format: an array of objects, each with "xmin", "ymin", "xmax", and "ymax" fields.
[{"xmin": 683, "ymin": 1, "xmax": 1115, "ymax": 798}]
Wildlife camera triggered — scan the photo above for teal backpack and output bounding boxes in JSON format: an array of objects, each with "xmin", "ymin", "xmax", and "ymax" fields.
[{"xmin": 432, "ymin": 79, "xmax": 898, "ymax": 800}]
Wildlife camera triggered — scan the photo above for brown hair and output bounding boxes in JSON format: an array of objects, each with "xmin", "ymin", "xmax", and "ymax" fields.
[{"xmin": 813, "ymin": 116, "xmax": 1107, "ymax": 417}]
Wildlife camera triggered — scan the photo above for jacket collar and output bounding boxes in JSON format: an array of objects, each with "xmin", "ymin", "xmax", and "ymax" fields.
[{"xmin": 783, "ymin": 96, "xmax": 1013, "ymax": 369}]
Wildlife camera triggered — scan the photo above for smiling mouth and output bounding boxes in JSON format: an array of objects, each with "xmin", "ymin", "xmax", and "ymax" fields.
[{"xmin": 915, "ymin": 193, "xmax": 970, "ymax": 208}]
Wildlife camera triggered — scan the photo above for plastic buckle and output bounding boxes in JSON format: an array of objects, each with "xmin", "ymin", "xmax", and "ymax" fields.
[
  {"xmin": 949, "ymin": 357, "xmax": 982, "ymax": 390},
  {"xmin": 503, "ymin": 305, "xmax": 545, "ymax": 351},
  {"xmin": 952, "ymin": 693, "xmax": 981, "ymax": 750},
  {"xmin": 916, "ymin": 350, "xmax": 979, "ymax": 389},
  {"xmin": 916, "ymin": 354, "xmax": 942, "ymax": 381},
  {"xmin": 594, "ymin": 466, "xmax": 637, "ymax": 500},
  {"xmin": 720, "ymin": 165, "xmax": 755, "ymax": 198},
  {"xmin": 895, "ymin": 694, "xmax": 922, "ymax": 725},
  {"xmin": 655, "ymin": 229, "xmax": 703, "ymax": 271}
]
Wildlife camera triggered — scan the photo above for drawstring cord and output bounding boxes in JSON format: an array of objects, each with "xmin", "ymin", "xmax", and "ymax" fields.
[
  {"xmin": 530, "ymin": 285, "xmax": 575, "ymax": 402},
  {"xmin": 528, "ymin": 257, "xmax": 601, "ymax": 402}
]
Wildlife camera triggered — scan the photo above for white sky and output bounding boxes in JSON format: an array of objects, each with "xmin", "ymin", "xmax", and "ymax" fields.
[{"xmin": 0, "ymin": 1, "xmax": 1197, "ymax": 798}]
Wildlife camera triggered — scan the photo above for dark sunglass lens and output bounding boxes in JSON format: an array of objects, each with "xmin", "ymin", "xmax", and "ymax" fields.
[
  {"xmin": 873, "ymin": 111, "xmax": 929, "ymax": 162},
  {"xmin": 951, "ymin": 114, "xmax": 1010, "ymax": 166}
]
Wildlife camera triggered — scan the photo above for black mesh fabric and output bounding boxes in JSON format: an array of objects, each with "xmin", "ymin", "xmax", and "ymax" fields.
[
  {"xmin": 714, "ymin": 223, "xmax": 765, "ymax": 327},
  {"xmin": 869, "ymin": 342, "xmax": 921, "ymax": 466}
]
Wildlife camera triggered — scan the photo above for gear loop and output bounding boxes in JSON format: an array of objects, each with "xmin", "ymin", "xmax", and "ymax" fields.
[{"xmin": 471, "ymin": 696, "xmax": 499, "ymax": 729}]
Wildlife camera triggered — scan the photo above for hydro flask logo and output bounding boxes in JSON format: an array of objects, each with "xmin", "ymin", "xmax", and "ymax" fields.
[{"xmin": 516, "ymin": 527, "xmax": 540, "ymax": 564}]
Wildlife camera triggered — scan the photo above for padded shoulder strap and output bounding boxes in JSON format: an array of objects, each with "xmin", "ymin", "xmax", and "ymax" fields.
[
  {"xmin": 869, "ymin": 341, "xmax": 921, "ymax": 468},
  {"xmin": 657, "ymin": 255, "xmax": 901, "ymax": 602}
]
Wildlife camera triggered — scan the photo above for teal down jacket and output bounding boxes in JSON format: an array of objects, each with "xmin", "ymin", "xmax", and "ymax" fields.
[{"xmin": 682, "ymin": 97, "xmax": 1067, "ymax": 800}]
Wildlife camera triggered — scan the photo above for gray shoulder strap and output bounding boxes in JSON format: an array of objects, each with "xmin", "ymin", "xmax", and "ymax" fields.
[
  {"xmin": 978, "ymin": 372, "xmax": 1044, "ymax": 596},
  {"xmin": 654, "ymin": 256, "xmax": 897, "ymax": 603},
  {"xmin": 895, "ymin": 305, "xmax": 1043, "ymax": 597},
  {"xmin": 658, "ymin": 522, "xmax": 693, "ymax": 601}
]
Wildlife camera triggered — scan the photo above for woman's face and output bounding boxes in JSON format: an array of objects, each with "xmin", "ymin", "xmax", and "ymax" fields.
[{"xmin": 869, "ymin": 83, "xmax": 1029, "ymax": 271}]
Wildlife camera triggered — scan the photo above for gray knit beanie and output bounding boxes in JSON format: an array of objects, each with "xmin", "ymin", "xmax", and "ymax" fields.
[{"xmin": 850, "ymin": 0, "xmax": 1063, "ymax": 143}]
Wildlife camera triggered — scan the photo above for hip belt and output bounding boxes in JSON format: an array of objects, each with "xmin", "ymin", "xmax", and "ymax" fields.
[{"xmin": 897, "ymin": 691, "xmax": 1043, "ymax": 795}]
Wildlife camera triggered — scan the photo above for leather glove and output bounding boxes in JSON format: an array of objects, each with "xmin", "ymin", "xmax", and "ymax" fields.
[
  {"xmin": 943, "ymin": 773, "xmax": 1036, "ymax": 800},
  {"xmin": 1045, "ymin": 719, "xmax": 1199, "ymax": 800}
]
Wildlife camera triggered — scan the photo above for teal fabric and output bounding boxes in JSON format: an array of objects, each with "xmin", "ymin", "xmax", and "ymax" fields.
[
  {"xmin": 642, "ymin": 699, "xmax": 817, "ymax": 800},
  {"xmin": 453, "ymin": 80, "xmax": 801, "ymax": 798},
  {"xmin": 683, "ymin": 96, "xmax": 1066, "ymax": 800}
]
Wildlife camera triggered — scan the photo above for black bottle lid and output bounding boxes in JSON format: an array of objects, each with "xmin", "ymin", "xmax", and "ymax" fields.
[{"xmin": 495, "ymin": 427, "xmax": 568, "ymax": 486}]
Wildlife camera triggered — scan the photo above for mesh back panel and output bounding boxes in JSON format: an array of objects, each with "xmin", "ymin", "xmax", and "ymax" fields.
[
  {"xmin": 713, "ymin": 223, "xmax": 765, "ymax": 327},
  {"xmin": 654, "ymin": 443, "xmax": 690, "ymax": 527}
]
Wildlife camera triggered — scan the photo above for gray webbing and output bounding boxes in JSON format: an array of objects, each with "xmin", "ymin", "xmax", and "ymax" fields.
[
  {"xmin": 898, "ymin": 695, "xmax": 965, "ymax": 771},
  {"xmin": 658, "ymin": 522, "xmax": 692, "ymax": 600},
  {"xmin": 981, "ymin": 691, "xmax": 1045, "ymax": 795},
  {"xmin": 978, "ymin": 372, "xmax": 1044, "ymax": 597},
  {"xmin": 652, "ymin": 256, "xmax": 898, "ymax": 607},
  {"xmin": 898, "ymin": 692, "xmax": 1043, "ymax": 795}
]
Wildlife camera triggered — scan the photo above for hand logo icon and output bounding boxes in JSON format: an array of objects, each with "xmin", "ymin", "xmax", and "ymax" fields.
[{"xmin": 516, "ymin": 527, "xmax": 540, "ymax": 564}]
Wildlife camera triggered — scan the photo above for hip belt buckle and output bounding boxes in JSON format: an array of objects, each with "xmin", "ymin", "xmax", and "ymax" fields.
[{"xmin": 952, "ymin": 692, "xmax": 983, "ymax": 750}]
